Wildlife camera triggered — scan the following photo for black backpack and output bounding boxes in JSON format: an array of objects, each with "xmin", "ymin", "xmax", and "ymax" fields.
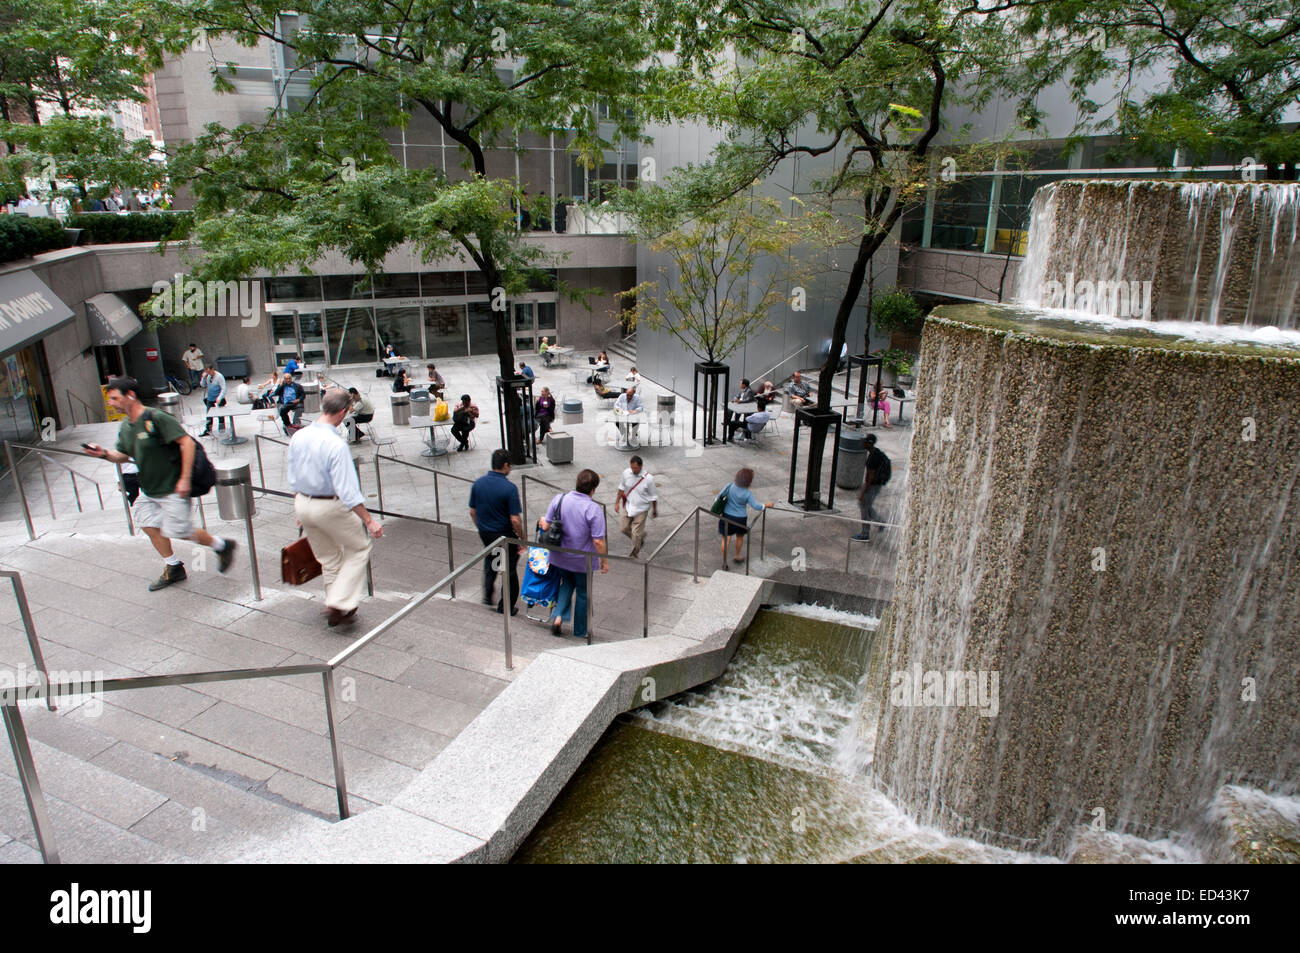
[
  {"xmin": 875, "ymin": 451, "xmax": 892, "ymax": 486},
  {"xmin": 141, "ymin": 409, "xmax": 217, "ymax": 497}
]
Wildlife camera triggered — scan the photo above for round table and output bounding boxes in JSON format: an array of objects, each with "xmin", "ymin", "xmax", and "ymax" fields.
[
  {"xmin": 725, "ymin": 401, "xmax": 757, "ymax": 444},
  {"xmin": 612, "ymin": 409, "xmax": 644, "ymax": 449}
]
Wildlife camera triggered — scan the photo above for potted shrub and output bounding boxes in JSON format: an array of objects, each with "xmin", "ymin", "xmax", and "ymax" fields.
[{"xmin": 873, "ymin": 348, "xmax": 912, "ymax": 388}]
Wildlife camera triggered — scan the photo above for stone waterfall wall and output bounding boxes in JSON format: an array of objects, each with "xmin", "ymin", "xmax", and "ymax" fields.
[
  {"xmin": 1016, "ymin": 180, "xmax": 1300, "ymax": 330},
  {"xmin": 872, "ymin": 307, "xmax": 1300, "ymax": 856}
]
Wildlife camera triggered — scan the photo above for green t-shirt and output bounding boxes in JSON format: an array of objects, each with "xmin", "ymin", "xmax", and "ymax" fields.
[{"xmin": 115, "ymin": 409, "xmax": 188, "ymax": 498}]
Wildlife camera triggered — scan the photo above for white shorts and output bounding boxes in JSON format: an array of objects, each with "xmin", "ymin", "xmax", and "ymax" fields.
[{"xmin": 133, "ymin": 492, "xmax": 194, "ymax": 539}]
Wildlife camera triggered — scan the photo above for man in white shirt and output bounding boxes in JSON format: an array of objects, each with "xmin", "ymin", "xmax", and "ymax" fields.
[
  {"xmin": 614, "ymin": 455, "xmax": 658, "ymax": 557},
  {"xmin": 287, "ymin": 388, "xmax": 384, "ymax": 627},
  {"xmin": 181, "ymin": 343, "xmax": 204, "ymax": 386},
  {"xmin": 614, "ymin": 386, "xmax": 643, "ymax": 447}
]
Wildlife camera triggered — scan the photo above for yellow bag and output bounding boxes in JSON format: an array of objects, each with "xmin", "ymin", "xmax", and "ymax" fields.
[{"xmin": 433, "ymin": 399, "xmax": 450, "ymax": 422}]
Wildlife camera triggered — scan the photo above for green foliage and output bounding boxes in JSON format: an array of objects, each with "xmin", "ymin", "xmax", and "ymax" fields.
[
  {"xmin": 617, "ymin": 193, "xmax": 819, "ymax": 363},
  {"xmin": 66, "ymin": 212, "xmax": 194, "ymax": 244},
  {"xmin": 872, "ymin": 348, "xmax": 912, "ymax": 377},
  {"xmin": 0, "ymin": 214, "xmax": 70, "ymax": 263},
  {"xmin": 1015, "ymin": 0, "xmax": 1300, "ymax": 172},
  {"xmin": 870, "ymin": 289, "xmax": 925, "ymax": 336}
]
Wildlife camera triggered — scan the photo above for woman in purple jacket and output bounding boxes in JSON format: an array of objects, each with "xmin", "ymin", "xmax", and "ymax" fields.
[{"xmin": 538, "ymin": 469, "xmax": 609, "ymax": 639}]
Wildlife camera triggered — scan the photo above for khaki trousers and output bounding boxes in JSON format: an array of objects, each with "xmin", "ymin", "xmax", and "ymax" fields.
[
  {"xmin": 294, "ymin": 495, "xmax": 372, "ymax": 612},
  {"xmin": 620, "ymin": 509, "xmax": 649, "ymax": 556}
]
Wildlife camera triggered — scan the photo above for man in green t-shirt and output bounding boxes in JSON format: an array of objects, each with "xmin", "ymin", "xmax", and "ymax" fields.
[{"xmin": 83, "ymin": 377, "xmax": 238, "ymax": 591}]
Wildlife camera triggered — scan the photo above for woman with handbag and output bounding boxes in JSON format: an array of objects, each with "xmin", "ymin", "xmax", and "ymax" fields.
[
  {"xmin": 534, "ymin": 387, "xmax": 556, "ymax": 440},
  {"xmin": 537, "ymin": 469, "xmax": 608, "ymax": 639},
  {"xmin": 714, "ymin": 467, "xmax": 774, "ymax": 569}
]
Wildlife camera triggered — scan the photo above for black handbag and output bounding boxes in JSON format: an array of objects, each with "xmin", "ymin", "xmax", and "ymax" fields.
[{"xmin": 541, "ymin": 493, "xmax": 565, "ymax": 547}]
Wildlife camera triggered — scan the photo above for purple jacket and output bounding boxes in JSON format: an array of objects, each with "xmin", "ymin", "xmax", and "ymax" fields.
[{"xmin": 544, "ymin": 491, "xmax": 605, "ymax": 572}]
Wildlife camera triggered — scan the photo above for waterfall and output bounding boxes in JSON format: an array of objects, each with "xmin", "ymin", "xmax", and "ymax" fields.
[{"xmin": 1016, "ymin": 180, "xmax": 1300, "ymax": 330}]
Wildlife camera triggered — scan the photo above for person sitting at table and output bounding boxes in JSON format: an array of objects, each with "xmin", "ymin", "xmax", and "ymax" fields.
[
  {"xmin": 872, "ymin": 386, "xmax": 893, "ymax": 429},
  {"xmin": 284, "ymin": 356, "xmax": 302, "ymax": 379},
  {"xmin": 451, "ymin": 394, "xmax": 480, "ymax": 452},
  {"xmin": 731, "ymin": 409, "xmax": 772, "ymax": 443},
  {"xmin": 788, "ymin": 371, "xmax": 811, "ymax": 408},
  {"xmin": 540, "ymin": 336, "xmax": 552, "ymax": 366},
  {"xmin": 270, "ymin": 373, "xmax": 305, "ymax": 432},
  {"xmin": 593, "ymin": 380, "xmax": 618, "ymax": 400},
  {"xmin": 755, "ymin": 379, "xmax": 778, "ymax": 411},
  {"xmin": 625, "ymin": 366, "xmax": 643, "ymax": 387},
  {"xmin": 392, "ymin": 368, "xmax": 414, "ymax": 393},
  {"xmin": 518, "ymin": 361, "xmax": 535, "ymax": 380},
  {"xmin": 614, "ymin": 386, "xmax": 643, "ymax": 444},
  {"xmin": 726, "ymin": 378, "xmax": 756, "ymax": 431},
  {"xmin": 535, "ymin": 387, "xmax": 556, "ymax": 441},
  {"xmin": 347, "ymin": 387, "xmax": 374, "ymax": 442},
  {"xmin": 425, "ymin": 363, "xmax": 446, "ymax": 398}
]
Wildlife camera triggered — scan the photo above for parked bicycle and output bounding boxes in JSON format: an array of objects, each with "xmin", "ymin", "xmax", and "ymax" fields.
[{"xmin": 163, "ymin": 367, "xmax": 193, "ymax": 395}]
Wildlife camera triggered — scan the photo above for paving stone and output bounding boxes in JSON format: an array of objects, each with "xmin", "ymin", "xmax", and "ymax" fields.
[
  {"xmin": 30, "ymin": 606, "xmax": 180, "ymax": 672},
  {"xmin": 0, "ymin": 837, "xmax": 40, "ymax": 863},
  {"xmin": 19, "ymin": 705, "xmax": 118, "ymax": 761},
  {"xmin": 0, "ymin": 737, "xmax": 167, "ymax": 829},
  {"xmin": 128, "ymin": 799, "xmax": 279, "ymax": 862},
  {"xmin": 392, "ymin": 658, "xmax": 510, "ymax": 710},
  {"xmin": 338, "ymin": 707, "xmax": 452, "ymax": 768},
  {"xmin": 91, "ymin": 703, "xmax": 278, "ymax": 784},
  {"xmin": 238, "ymin": 805, "xmax": 485, "ymax": 864},
  {"xmin": 261, "ymin": 769, "xmax": 375, "ymax": 819}
]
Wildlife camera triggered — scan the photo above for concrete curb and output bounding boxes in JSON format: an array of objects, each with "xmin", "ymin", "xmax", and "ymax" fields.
[{"xmin": 235, "ymin": 570, "xmax": 770, "ymax": 863}]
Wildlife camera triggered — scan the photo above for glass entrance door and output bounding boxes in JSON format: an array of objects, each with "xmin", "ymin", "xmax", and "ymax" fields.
[
  {"xmin": 272, "ymin": 311, "xmax": 328, "ymax": 367},
  {"xmin": 513, "ymin": 302, "xmax": 536, "ymax": 354}
]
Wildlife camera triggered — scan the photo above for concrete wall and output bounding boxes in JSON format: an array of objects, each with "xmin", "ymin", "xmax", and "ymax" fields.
[
  {"xmin": 899, "ymin": 248, "xmax": 1023, "ymax": 305},
  {"xmin": 874, "ymin": 307, "xmax": 1300, "ymax": 855}
]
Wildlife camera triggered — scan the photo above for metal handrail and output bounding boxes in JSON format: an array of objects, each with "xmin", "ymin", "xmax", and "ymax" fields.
[
  {"xmin": 64, "ymin": 390, "xmax": 103, "ymax": 427},
  {"xmin": 645, "ymin": 506, "xmax": 762, "ymax": 580},
  {"xmin": 753, "ymin": 344, "xmax": 810, "ymax": 392},
  {"xmin": 4, "ymin": 441, "xmax": 114, "ymax": 537},
  {"xmin": 521, "ymin": 473, "xmax": 608, "ymax": 532}
]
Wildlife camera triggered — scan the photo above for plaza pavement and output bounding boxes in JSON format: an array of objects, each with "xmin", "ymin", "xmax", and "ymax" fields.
[{"xmin": 0, "ymin": 352, "xmax": 911, "ymax": 862}]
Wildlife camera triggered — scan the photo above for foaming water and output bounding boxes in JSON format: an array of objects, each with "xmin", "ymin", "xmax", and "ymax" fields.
[{"xmin": 1017, "ymin": 180, "xmax": 1300, "ymax": 330}]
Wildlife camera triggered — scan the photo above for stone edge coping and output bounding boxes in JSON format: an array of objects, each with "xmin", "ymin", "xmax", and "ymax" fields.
[{"xmin": 235, "ymin": 570, "xmax": 770, "ymax": 864}]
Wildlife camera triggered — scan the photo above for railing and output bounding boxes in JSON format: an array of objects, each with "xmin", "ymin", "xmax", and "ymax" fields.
[
  {"xmin": 64, "ymin": 390, "xmax": 103, "ymax": 427},
  {"xmin": 767, "ymin": 503, "xmax": 904, "ymax": 572},
  {"xmin": 753, "ymin": 344, "xmax": 810, "ymax": 391},
  {"xmin": 3, "ymin": 441, "xmax": 123, "ymax": 540},
  {"xmin": 521, "ymin": 474, "xmax": 608, "ymax": 533}
]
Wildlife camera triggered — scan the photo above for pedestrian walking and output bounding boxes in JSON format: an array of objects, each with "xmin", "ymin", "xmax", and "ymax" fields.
[
  {"xmin": 469, "ymin": 449, "xmax": 525, "ymax": 615},
  {"xmin": 853, "ymin": 434, "xmax": 892, "ymax": 541},
  {"xmin": 287, "ymin": 388, "xmax": 384, "ymax": 627},
  {"xmin": 82, "ymin": 377, "xmax": 237, "ymax": 591},
  {"xmin": 198, "ymin": 364, "xmax": 227, "ymax": 436},
  {"xmin": 538, "ymin": 469, "xmax": 608, "ymax": 639},
  {"xmin": 614, "ymin": 455, "xmax": 657, "ymax": 557},
  {"xmin": 714, "ymin": 467, "xmax": 774, "ymax": 568},
  {"xmin": 181, "ymin": 343, "xmax": 204, "ymax": 387}
]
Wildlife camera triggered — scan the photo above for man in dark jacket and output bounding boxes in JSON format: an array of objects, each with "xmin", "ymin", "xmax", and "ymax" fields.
[{"xmin": 854, "ymin": 434, "xmax": 891, "ymax": 542}]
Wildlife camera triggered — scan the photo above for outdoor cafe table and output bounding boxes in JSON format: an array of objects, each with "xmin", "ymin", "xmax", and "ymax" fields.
[
  {"xmin": 202, "ymin": 404, "xmax": 254, "ymax": 446},
  {"xmin": 544, "ymin": 345, "xmax": 573, "ymax": 367},
  {"xmin": 611, "ymin": 408, "xmax": 644, "ymax": 449},
  {"xmin": 725, "ymin": 400, "xmax": 757, "ymax": 444},
  {"xmin": 410, "ymin": 417, "xmax": 454, "ymax": 456}
]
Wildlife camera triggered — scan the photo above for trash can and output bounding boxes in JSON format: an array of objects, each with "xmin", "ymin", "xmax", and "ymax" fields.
[
  {"xmin": 157, "ymin": 392, "xmax": 182, "ymax": 416},
  {"xmin": 391, "ymin": 392, "xmax": 411, "ymax": 426},
  {"xmin": 410, "ymin": 390, "xmax": 431, "ymax": 417},
  {"xmin": 215, "ymin": 459, "xmax": 254, "ymax": 521},
  {"xmin": 302, "ymin": 380, "xmax": 321, "ymax": 414},
  {"xmin": 547, "ymin": 431, "xmax": 574, "ymax": 464},
  {"xmin": 561, "ymin": 396, "xmax": 583, "ymax": 425},
  {"xmin": 836, "ymin": 432, "xmax": 868, "ymax": 490}
]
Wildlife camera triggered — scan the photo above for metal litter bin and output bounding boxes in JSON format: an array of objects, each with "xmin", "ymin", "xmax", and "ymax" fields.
[
  {"xmin": 410, "ymin": 390, "xmax": 431, "ymax": 417},
  {"xmin": 216, "ymin": 355, "xmax": 249, "ymax": 380},
  {"xmin": 391, "ymin": 392, "xmax": 411, "ymax": 426},
  {"xmin": 157, "ymin": 392, "xmax": 182, "ymax": 416},
  {"xmin": 215, "ymin": 459, "xmax": 255, "ymax": 521},
  {"xmin": 546, "ymin": 431, "xmax": 574, "ymax": 464},
  {"xmin": 302, "ymin": 380, "xmax": 321, "ymax": 414},
  {"xmin": 561, "ymin": 396, "xmax": 583, "ymax": 425},
  {"xmin": 836, "ymin": 432, "xmax": 868, "ymax": 490}
]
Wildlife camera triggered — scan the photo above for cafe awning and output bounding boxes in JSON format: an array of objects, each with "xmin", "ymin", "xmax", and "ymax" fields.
[
  {"xmin": 85, "ymin": 292, "xmax": 143, "ymax": 347},
  {"xmin": 0, "ymin": 269, "xmax": 75, "ymax": 357}
]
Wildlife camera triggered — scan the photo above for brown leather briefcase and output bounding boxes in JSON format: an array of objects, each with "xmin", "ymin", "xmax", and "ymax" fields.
[{"xmin": 281, "ymin": 536, "xmax": 323, "ymax": 585}]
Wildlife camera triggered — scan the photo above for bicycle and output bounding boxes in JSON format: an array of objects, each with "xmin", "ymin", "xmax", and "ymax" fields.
[{"xmin": 163, "ymin": 367, "xmax": 193, "ymax": 395}]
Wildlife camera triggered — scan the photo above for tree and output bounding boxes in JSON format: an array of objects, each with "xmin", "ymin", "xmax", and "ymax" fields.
[
  {"xmin": 618, "ymin": 193, "xmax": 821, "ymax": 364},
  {"xmin": 642, "ymin": 0, "xmax": 1042, "ymax": 505},
  {"xmin": 0, "ymin": 0, "xmax": 183, "ymax": 202},
  {"xmin": 166, "ymin": 0, "xmax": 670, "ymax": 462},
  {"xmin": 1014, "ymin": 0, "xmax": 1300, "ymax": 178}
]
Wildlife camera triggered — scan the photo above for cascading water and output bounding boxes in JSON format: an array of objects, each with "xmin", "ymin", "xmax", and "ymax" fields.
[{"xmin": 1016, "ymin": 180, "xmax": 1300, "ymax": 331}]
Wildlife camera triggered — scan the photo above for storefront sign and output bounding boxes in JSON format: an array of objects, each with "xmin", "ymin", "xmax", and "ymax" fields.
[{"xmin": 0, "ymin": 270, "xmax": 75, "ymax": 357}]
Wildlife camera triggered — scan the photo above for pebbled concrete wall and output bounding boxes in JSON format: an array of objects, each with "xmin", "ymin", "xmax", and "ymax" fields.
[{"xmin": 872, "ymin": 306, "xmax": 1300, "ymax": 856}]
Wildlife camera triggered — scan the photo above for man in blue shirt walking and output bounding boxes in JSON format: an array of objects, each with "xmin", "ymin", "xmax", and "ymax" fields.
[
  {"xmin": 468, "ymin": 449, "xmax": 525, "ymax": 615},
  {"xmin": 198, "ymin": 364, "xmax": 227, "ymax": 436}
]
